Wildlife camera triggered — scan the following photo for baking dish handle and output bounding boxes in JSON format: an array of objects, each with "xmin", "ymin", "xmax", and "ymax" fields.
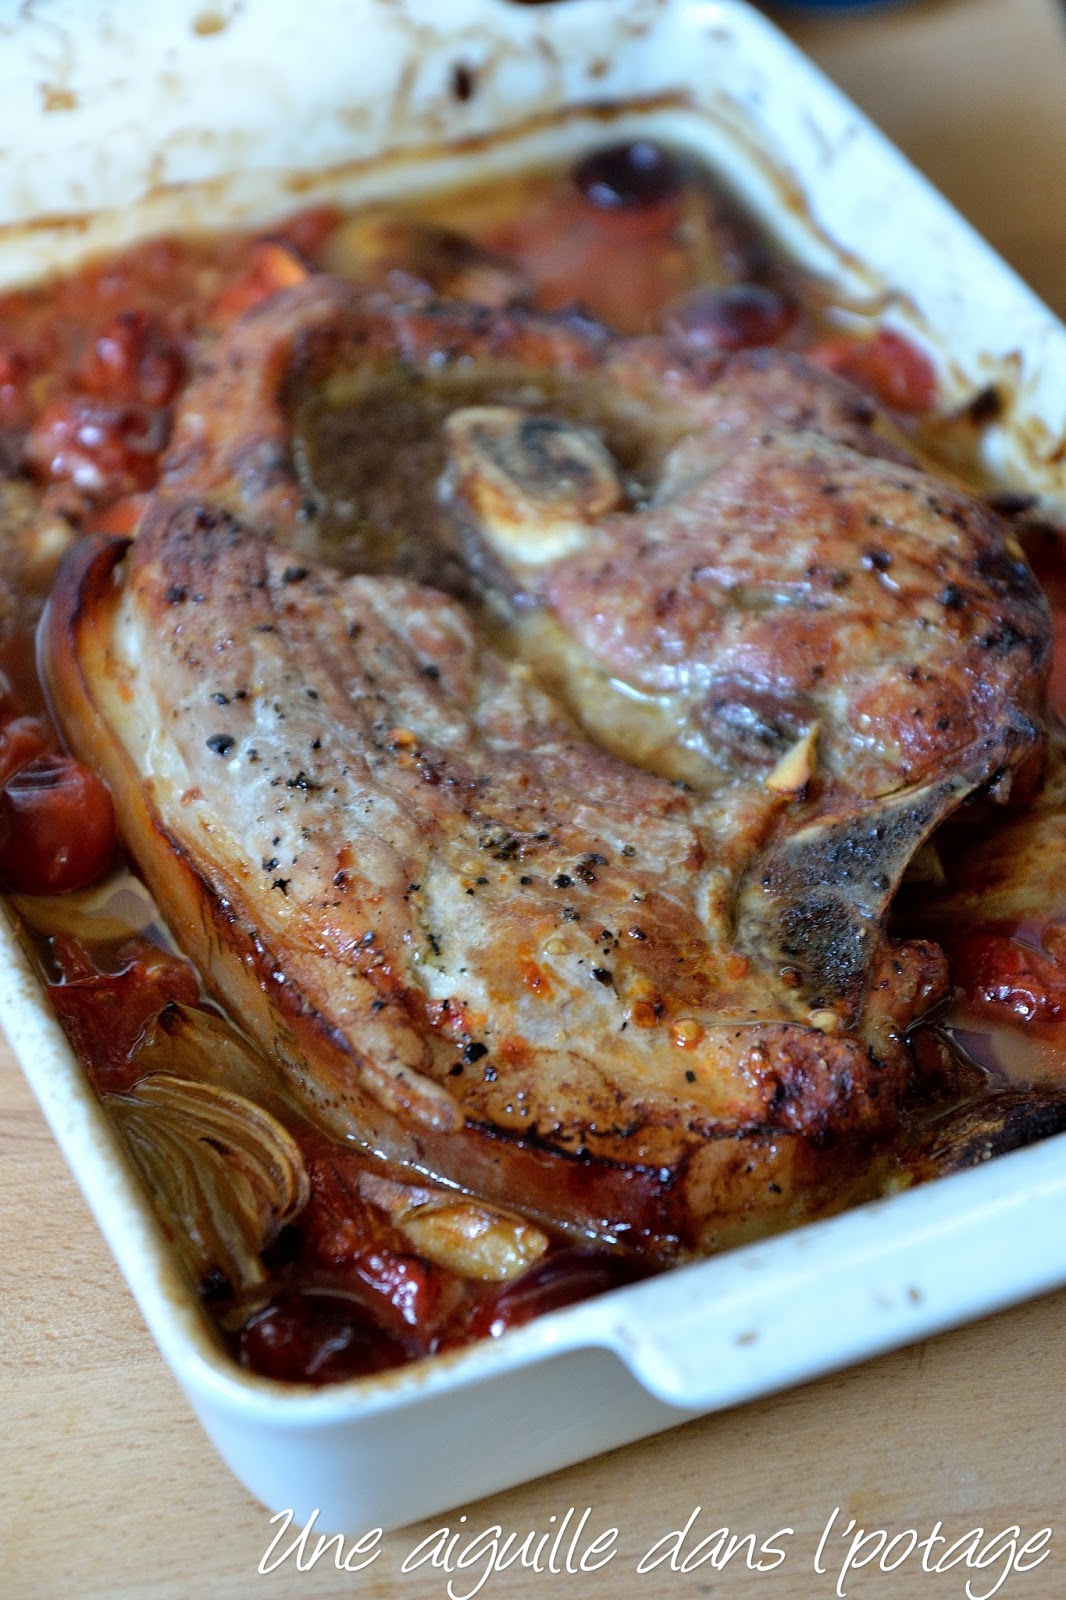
[{"xmin": 587, "ymin": 1137, "xmax": 1066, "ymax": 1411}]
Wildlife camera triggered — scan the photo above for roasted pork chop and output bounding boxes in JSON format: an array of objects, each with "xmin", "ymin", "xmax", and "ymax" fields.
[
  {"xmin": 161, "ymin": 277, "xmax": 909, "ymax": 589},
  {"xmin": 45, "ymin": 500, "xmax": 949, "ymax": 1257},
  {"xmin": 44, "ymin": 279, "xmax": 1053, "ymax": 1257},
  {"xmin": 160, "ymin": 278, "xmax": 1050, "ymax": 1015},
  {"xmin": 443, "ymin": 388, "xmax": 1051, "ymax": 1011}
]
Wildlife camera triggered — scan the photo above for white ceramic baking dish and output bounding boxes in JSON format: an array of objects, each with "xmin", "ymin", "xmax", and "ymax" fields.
[{"xmin": 5, "ymin": 0, "xmax": 1066, "ymax": 1536}]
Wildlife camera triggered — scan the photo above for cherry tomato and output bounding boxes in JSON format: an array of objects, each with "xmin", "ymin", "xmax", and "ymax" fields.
[
  {"xmin": 0, "ymin": 751, "xmax": 116, "ymax": 893},
  {"xmin": 81, "ymin": 310, "xmax": 185, "ymax": 409},
  {"xmin": 574, "ymin": 141, "xmax": 682, "ymax": 214},
  {"xmin": 301, "ymin": 1154, "xmax": 448, "ymax": 1342},
  {"xmin": 465, "ymin": 1248, "xmax": 647, "ymax": 1340},
  {"xmin": 239, "ymin": 1290, "xmax": 406, "ymax": 1384},
  {"xmin": 0, "ymin": 716, "xmax": 51, "ymax": 785},
  {"xmin": 25, "ymin": 394, "xmax": 168, "ymax": 500},
  {"xmin": 665, "ymin": 283, "xmax": 798, "ymax": 351},
  {"xmin": 809, "ymin": 329, "xmax": 937, "ymax": 414},
  {"xmin": 46, "ymin": 936, "xmax": 202, "ymax": 1094},
  {"xmin": 947, "ymin": 923, "xmax": 1066, "ymax": 1033}
]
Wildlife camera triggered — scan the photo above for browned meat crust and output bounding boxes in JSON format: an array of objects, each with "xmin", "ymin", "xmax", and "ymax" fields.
[
  {"xmin": 43, "ymin": 502, "xmax": 947, "ymax": 1257},
  {"xmin": 45, "ymin": 277, "xmax": 1051, "ymax": 1256},
  {"xmin": 161, "ymin": 278, "xmax": 910, "ymax": 592},
  {"xmin": 161, "ymin": 277, "xmax": 1050, "ymax": 1010},
  {"xmin": 460, "ymin": 420, "xmax": 1047, "ymax": 798}
]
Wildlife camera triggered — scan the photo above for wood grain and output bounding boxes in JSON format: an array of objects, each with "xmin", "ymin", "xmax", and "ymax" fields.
[
  {"xmin": 4, "ymin": 0, "xmax": 1066, "ymax": 1593},
  {"xmin": 789, "ymin": 0, "xmax": 1066, "ymax": 320}
]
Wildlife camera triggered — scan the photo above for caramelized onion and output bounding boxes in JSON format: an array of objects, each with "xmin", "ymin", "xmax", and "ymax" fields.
[
  {"xmin": 105, "ymin": 1073, "xmax": 310, "ymax": 1291},
  {"xmin": 12, "ymin": 869, "xmax": 161, "ymax": 942},
  {"xmin": 131, "ymin": 1002, "xmax": 292, "ymax": 1108}
]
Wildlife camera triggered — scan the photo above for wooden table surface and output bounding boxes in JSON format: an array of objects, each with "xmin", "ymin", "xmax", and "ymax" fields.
[{"xmin": 5, "ymin": 0, "xmax": 1066, "ymax": 1595}]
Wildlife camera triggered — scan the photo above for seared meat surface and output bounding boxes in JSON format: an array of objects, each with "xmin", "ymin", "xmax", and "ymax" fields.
[
  {"xmin": 163, "ymin": 281, "xmax": 1047, "ymax": 803},
  {"xmin": 445, "ymin": 380, "xmax": 1050, "ymax": 1012},
  {"xmin": 162, "ymin": 278, "xmax": 911, "ymax": 584},
  {"xmin": 42, "ymin": 276, "xmax": 1052, "ymax": 1258},
  {"xmin": 446, "ymin": 390, "xmax": 1046, "ymax": 804},
  {"xmin": 45, "ymin": 501, "xmax": 946, "ymax": 1256},
  {"xmin": 161, "ymin": 277, "xmax": 1050, "ymax": 1010}
]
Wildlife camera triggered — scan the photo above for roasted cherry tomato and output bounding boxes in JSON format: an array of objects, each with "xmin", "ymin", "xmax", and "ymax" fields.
[
  {"xmin": 574, "ymin": 140, "xmax": 682, "ymax": 215},
  {"xmin": 300, "ymin": 1154, "xmax": 450, "ymax": 1345},
  {"xmin": 809, "ymin": 328, "xmax": 937, "ymax": 414},
  {"xmin": 0, "ymin": 716, "xmax": 51, "ymax": 785},
  {"xmin": 948, "ymin": 923, "xmax": 1066, "ymax": 1033},
  {"xmin": 665, "ymin": 283, "xmax": 798, "ymax": 350},
  {"xmin": 46, "ymin": 936, "xmax": 202, "ymax": 1094},
  {"xmin": 25, "ymin": 394, "xmax": 168, "ymax": 500},
  {"xmin": 0, "ymin": 751, "xmax": 116, "ymax": 893},
  {"xmin": 239, "ymin": 1290, "xmax": 407, "ymax": 1384},
  {"xmin": 464, "ymin": 1248, "xmax": 646, "ymax": 1340},
  {"xmin": 81, "ymin": 310, "xmax": 185, "ymax": 409}
]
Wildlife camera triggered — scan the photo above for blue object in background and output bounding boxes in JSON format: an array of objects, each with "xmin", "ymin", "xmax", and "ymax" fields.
[{"xmin": 769, "ymin": 0, "xmax": 913, "ymax": 11}]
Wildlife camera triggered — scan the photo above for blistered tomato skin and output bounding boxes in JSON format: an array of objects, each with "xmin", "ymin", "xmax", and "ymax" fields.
[
  {"xmin": 45, "ymin": 936, "xmax": 202, "ymax": 1095},
  {"xmin": 25, "ymin": 395, "xmax": 168, "ymax": 501},
  {"xmin": 665, "ymin": 283, "xmax": 798, "ymax": 351},
  {"xmin": 809, "ymin": 328, "xmax": 938, "ymax": 414},
  {"xmin": 300, "ymin": 1154, "xmax": 450, "ymax": 1346},
  {"xmin": 239, "ymin": 1291, "xmax": 407, "ymax": 1385},
  {"xmin": 81, "ymin": 310, "xmax": 185, "ymax": 410},
  {"xmin": 0, "ymin": 752, "xmax": 116, "ymax": 894},
  {"xmin": 574, "ymin": 141, "xmax": 682, "ymax": 213},
  {"xmin": 948, "ymin": 925, "xmax": 1066, "ymax": 1033},
  {"xmin": 464, "ymin": 1249, "xmax": 646, "ymax": 1341},
  {"xmin": 0, "ymin": 716, "xmax": 51, "ymax": 786}
]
